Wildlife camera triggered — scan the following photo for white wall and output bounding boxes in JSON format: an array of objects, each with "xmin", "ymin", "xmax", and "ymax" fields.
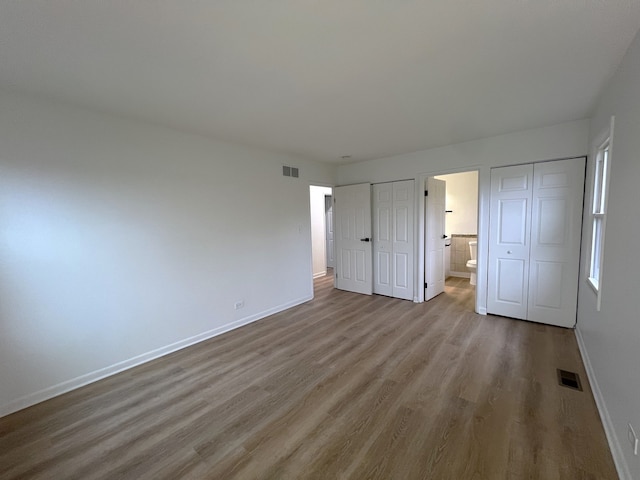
[
  {"xmin": 0, "ymin": 89, "xmax": 336, "ymax": 416},
  {"xmin": 576, "ymin": 29, "xmax": 640, "ymax": 480},
  {"xmin": 309, "ymin": 186, "xmax": 332, "ymax": 278},
  {"xmin": 434, "ymin": 171, "xmax": 478, "ymax": 235},
  {"xmin": 337, "ymin": 119, "xmax": 589, "ymax": 310},
  {"xmin": 338, "ymin": 119, "xmax": 588, "ymax": 185}
]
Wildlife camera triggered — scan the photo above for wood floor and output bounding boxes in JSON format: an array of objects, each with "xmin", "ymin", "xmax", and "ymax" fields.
[{"xmin": 0, "ymin": 274, "xmax": 617, "ymax": 479}]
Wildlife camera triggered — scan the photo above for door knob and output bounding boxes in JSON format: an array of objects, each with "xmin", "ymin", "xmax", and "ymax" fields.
[{"xmin": 360, "ymin": 237, "xmax": 371, "ymax": 242}]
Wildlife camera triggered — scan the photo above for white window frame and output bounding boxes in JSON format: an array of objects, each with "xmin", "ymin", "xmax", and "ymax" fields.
[{"xmin": 587, "ymin": 116, "xmax": 614, "ymax": 311}]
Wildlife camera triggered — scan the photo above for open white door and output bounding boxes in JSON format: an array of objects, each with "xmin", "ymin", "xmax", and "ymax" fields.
[
  {"xmin": 334, "ymin": 183, "xmax": 373, "ymax": 295},
  {"xmin": 325, "ymin": 195, "xmax": 335, "ymax": 268},
  {"xmin": 424, "ymin": 177, "xmax": 446, "ymax": 301}
]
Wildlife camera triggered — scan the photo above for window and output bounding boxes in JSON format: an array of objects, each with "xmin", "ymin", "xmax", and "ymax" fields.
[{"xmin": 588, "ymin": 117, "xmax": 614, "ymax": 310}]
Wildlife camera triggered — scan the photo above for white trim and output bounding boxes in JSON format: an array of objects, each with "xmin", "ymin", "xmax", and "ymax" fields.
[
  {"xmin": 575, "ymin": 327, "xmax": 631, "ymax": 480},
  {"xmin": 586, "ymin": 117, "xmax": 614, "ymax": 312},
  {"xmin": 313, "ymin": 271, "xmax": 327, "ymax": 279},
  {"xmin": 416, "ymin": 174, "xmax": 425, "ymax": 303},
  {"xmin": 449, "ymin": 271, "xmax": 471, "ymax": 278},
  {"xmin": 0, "ymin": 295, "xmax": 312, "ymax": 418},
  {"xmin": 476, "ymin": 166, "xmax": 490, "ymax": 317}
]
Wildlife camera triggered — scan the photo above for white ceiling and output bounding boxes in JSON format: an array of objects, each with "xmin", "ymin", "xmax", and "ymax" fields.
[{"xmin": 1, "ymin": 1, "xmax": 639, "ymax": 163}]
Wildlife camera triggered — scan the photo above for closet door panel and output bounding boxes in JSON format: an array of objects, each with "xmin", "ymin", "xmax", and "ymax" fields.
[
  {"xmin": 495, "ymin": 258, "xmax": 527, "ymax": 305},
  {"xmin": 392, "ymin": 180, "xmax": 414, "ymax": 300},
  {"xmin": 394, "ymin": 252, "xmax": 409, "ymax": 289},
  {"xmin": 373, "ymin": 183, "xmax": 393, "ymax": 296},
  {"xmin": 487, "ymin": 164, "xmax": 533, "ymax": 320},
  {"xmin": 527, "ymin": 158, "xmax": 585, "ymax": 327},
  {"xmin": 372, "ymin": 180, "xmax": 415, "ymax": 300}
]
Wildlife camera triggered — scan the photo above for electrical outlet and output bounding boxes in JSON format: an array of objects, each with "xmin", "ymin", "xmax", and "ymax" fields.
[
  {"xmin": 628, "ymin": 423, "xmax": 638, "ymax": 456},
  {"xmin": 234, "ymin": 300, "xmax": 244, "ymax": 310}
]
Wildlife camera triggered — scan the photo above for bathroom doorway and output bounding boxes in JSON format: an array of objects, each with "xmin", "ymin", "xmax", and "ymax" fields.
[{"xmin": 427, "ymin": 170, "xmax": 479, "ymax": 309}]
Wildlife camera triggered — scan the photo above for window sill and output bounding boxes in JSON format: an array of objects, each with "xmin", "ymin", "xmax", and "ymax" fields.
[{"xmin": 587, "ymin": 277, "xmax": 599, "ymax": 295}]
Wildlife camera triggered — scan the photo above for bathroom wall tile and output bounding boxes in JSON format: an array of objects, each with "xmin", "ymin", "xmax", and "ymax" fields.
[{"xmin": 449, "ymin": 234, "xmax": 477, "ymax": 274}]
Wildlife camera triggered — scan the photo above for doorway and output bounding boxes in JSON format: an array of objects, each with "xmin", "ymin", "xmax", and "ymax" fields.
[
  {"xmin": 309, "ymin": 185, "xmax": 334, "ymax": 288},
  {"xmin": 425, "ymin": 170, "xmax": 479, "ymax": 310}
]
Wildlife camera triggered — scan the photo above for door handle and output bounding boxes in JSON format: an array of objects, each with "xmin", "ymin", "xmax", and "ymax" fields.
[{"xmin": 360, "ymin": 237, "xmax": 371, "ymax": 242}]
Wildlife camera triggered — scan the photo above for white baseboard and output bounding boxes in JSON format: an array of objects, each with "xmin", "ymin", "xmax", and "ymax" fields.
[
  {"xmin": 449, "ymin": 271, "xmax": 471, "ymax": 278},
  {"xmin": 313, "ymin": 271, "xmax": 327, "ymax": 279},
  {"xmin": 575, "ymin": 327, "xmax": 631, "ymax": 480},
  {"xmin": 0, "ymin": 295, "xmax": 312, "ymax": 418}
]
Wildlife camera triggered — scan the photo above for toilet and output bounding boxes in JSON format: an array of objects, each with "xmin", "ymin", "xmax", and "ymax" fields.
[{"xmin": 466, "ymin": 241, "xmax": 477, "ymax": 286}]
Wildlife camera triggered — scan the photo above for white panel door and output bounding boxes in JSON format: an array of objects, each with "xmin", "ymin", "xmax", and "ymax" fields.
[
  {"xmin": 334, "ymin": 183, "xmax": 373, "ymax": 295},
  {"xmin": 373, "ymin": 183, "xmax": 393, "ymax": 296},
  {"xmin": 487, "ymin": 164, "xmax": 534, "ymax": 320},
  {"xmin": 373, "ymin": 180, "xmax": 415, "ymax": 300},
  {"xmin": 425, "ymin": 177, "xmax": 446, "ymax": 301},
  {"xmin": 527, "ymin": 158, "xmax": 585, "ymax": 327},
  {"xmin": 392, "ymin": 180, "xmax": 414, "ymax": 300},
  {"xmin": 325, "ymin": 195, "xmax": 335, "ymax": 268}
]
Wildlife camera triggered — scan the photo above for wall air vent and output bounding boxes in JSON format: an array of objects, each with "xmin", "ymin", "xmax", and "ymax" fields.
[{"xmin": 282, "ymin": 165, "xmax": 299, "ymax": 178}]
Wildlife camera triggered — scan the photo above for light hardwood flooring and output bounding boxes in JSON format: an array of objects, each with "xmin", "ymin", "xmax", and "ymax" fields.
[{"xmin": 0, "ymin": 273, "xmax": 617, "ymax": 479}]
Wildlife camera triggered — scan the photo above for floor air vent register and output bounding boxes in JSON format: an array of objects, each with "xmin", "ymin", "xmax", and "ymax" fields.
[{"xmin": 557, "ymin": 369, "xmax": 583, "ymax": 391}]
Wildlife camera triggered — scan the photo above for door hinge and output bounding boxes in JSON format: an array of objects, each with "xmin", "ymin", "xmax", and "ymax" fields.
[
  {"xmin": 424, "ymin": 190, "xmax": 428, "ymax": 197},
  {"xmin": 424, "ymin": 282, "xmax": 428, "ymax": 288}
]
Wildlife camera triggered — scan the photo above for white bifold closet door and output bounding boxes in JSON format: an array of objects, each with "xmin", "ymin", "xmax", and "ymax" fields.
[
  {"xmin": 487, "ymin": 158, "xmax": 585, "ymax": 327},
  {"xmin": 373, "ymin": 180, "xmax": 415, "ymax": 301}
]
